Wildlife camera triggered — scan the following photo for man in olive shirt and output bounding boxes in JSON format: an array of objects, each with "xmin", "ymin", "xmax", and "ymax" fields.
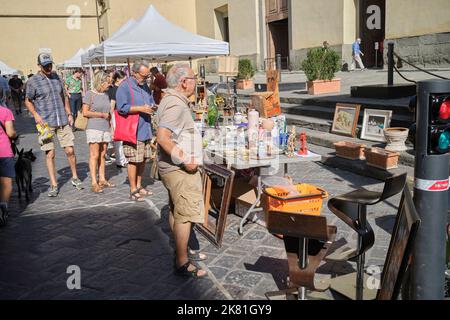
[{"xmin": 157, "ymin": 64, "xmax": 206, "ymax": 279}]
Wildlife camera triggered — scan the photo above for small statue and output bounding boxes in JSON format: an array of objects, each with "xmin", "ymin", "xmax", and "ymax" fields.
[
  {"xmin": 298, "ymin": 132, "xmax": 308, "ymax": 155},
  {"xmin": 286, "ymin": 126, "xmax": 296, "ymax": 158}
]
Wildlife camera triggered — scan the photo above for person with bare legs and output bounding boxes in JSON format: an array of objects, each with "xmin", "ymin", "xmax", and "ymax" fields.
[
  {"xmin": 83, "ymin": 70, "xmax": 116, "ymax": 193},
  {"xmin": 25, "ymin": 53, "xmax": 83, "ymax": 197},
  {"xmin": 157, "ymin": 64, "xmax": 207, "ymax": 278},
  {"xmin": 116, "ymin": 60, "xmax": 156, "ymax": 202}
]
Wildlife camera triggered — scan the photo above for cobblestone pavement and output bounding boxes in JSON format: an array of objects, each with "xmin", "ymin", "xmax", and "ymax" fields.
[{"xmin": 0, "ymin": 113, "xmax": 402, "ymax": 300}]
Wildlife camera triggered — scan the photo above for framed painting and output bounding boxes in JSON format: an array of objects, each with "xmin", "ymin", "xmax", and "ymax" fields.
[
  {"xmin": 195, "ymin": 163, "xmax": 235, "ymax": 248},
  {"xmin": 361, "ymin": 109, "xmax": 393, "ymax": 142},
  {"xmin": 331, "ymin": 103, "xmax": 361, "ymax": 137}
]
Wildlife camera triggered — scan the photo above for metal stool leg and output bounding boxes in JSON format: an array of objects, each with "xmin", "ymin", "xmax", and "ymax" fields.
[
  {"xmin": 356, "ymin": 205, "xmax": 367, "ymax": 300},
  {"xmin": 298, "ymin": 237, "xmax": 309, "ymax": 300}
]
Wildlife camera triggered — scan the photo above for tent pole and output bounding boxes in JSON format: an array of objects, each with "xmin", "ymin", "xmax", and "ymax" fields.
[{"xmin": 89, "ymin": 63, "xmax": 94, "ymax": 90}]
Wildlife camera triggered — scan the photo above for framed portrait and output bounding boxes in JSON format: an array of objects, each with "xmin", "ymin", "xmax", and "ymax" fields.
[
  {"xmin": 331, "ymin": 104, "xmax": 361, "ymax": 137},
  {"xmin": 361, "ymin": 109, "xmax": 393, "ymax": 142}
]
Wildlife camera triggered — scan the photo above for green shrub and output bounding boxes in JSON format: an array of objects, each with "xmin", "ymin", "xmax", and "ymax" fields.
[
  {"xmin": 237, "ymin": 59, "xmax": 255, "ymax": 80},
  {"xmin": 302, "ymin": 48, "xmax": 340, "ymax": 81}
]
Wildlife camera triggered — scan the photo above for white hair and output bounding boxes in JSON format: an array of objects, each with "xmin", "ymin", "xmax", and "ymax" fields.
[
  {"xmin": 166, "ymin": 63, "xmax": 191, "ymax": 89},
  {"xmin": 132, "ymin": 60, "xmax": 150, "ymax": 73}
]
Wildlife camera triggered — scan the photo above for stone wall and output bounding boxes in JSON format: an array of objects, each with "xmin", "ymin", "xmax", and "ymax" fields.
[
  {"xmin": 388, "ymin": 32, "xmax": 450, "ymax": 68},
  {"xmin": 198, "ymin": 54, "xmax": 258, "ymax": 74},
  {"xmin": 290, "ymin": 45, "xmax": 352, "ymax": 71}
]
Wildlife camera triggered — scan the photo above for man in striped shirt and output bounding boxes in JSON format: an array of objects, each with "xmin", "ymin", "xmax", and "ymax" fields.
[{"xmin": 25, "ymin": 53, "xmax": 83, "ymax": 197}]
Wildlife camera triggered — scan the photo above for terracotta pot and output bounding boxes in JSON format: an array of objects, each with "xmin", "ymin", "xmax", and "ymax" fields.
[
  {"xmin": 307, "ymin": 78, "xmax": 341, "ymax": 95},
  {"xmin": 334, "ymin": 141, "xmax": 366, "ymax": 160},
  {"xmin": 384, "ymin": 127, "xmax": 409, "ymax": 152},
  {"xmin": 236, "ymin": 79, "xmax": 254, "ymax": 90},
  {"xmin": 364, "ymin": 147, "xmax": 400, "ymax": 170}
]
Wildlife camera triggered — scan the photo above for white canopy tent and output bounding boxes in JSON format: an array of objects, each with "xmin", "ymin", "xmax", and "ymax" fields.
[
  {"xmin": 82, "ymin": 19, "xmax": 137, "ymax": 65},
  {"xmin": 0, "ymin": 60, "xmax": 19, "ymax": 75},
  {"xmin": 82, "ymin": 5, "xmax": 229, "ymax": 65}
]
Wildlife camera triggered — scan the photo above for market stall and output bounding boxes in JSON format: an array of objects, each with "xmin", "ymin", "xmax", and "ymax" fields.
[
  {"xmin": 0, "ymin": 60, "xmax": 19, "ymax": 75},
  {"xmin": 81, "ymin": 5, "xmax": 229, "ymax": 65}
]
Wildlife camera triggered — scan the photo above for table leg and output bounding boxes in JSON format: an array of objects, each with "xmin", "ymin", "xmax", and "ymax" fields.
[
  {"xmin": 238, "ymin": 175, "xmax": 262, "ymax": 236},
  {"xmin": 284, "ymin": 163, "xmax": 288, "ymax": 176}
]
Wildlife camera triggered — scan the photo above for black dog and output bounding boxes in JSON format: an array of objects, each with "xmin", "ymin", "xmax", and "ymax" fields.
[{"xmin": 15, "ymin": 148, "xmax": 36, "ymax": 202}]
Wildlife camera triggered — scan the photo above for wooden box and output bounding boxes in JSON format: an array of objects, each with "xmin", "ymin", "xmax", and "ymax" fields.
[
  {"xmin": 251, "ymin": 91, "xmax": 281, "ymax": 118},
  {"xmin": 334, "ymin": 141, "xmax": 366, "ymax": 160},
  {"xmin": 364, "ymin": 147, "xmax": 400, "ymax": 170}
]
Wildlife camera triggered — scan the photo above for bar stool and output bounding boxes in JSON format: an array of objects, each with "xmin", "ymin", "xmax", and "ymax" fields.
[
  {"xmin": 327, "ymin": 173, "xmax": 407, "ymax": 300},
  {"xmin": 265, "ymin": 211, "xmax": 337, "ymax": 300}
]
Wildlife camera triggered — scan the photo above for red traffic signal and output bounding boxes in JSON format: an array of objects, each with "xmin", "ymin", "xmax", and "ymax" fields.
[{"xmin": 439, "ymin": 100, "xmax": 450, "ymax": 121}]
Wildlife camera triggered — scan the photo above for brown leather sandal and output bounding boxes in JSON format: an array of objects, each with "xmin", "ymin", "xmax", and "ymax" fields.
[{"xmin": 99, "ymin": 180, "xmax": 116, "ymax": 188}]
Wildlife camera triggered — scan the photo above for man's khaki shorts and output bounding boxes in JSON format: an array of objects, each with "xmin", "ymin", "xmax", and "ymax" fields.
[
  {"xmin": 123, "ymin": 140, "xmax": 152, "ymax": 163},
  {"xmin": 40, "ymin": 125, "xmax": 75, "ymax": 152},
  {"xmin": 161, "ymin": 169, "xmax": 205, "ymax": 224}
]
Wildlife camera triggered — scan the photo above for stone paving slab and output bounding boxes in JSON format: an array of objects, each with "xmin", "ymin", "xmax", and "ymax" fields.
[{"xmin": 0, "ymin": 112, "xmax": 403, "ymax": 300}]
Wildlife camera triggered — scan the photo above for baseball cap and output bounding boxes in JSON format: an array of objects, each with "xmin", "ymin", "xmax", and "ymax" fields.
[{"xmin": 37, "ymin": 53, "xmax": 53, "ymax": 66}]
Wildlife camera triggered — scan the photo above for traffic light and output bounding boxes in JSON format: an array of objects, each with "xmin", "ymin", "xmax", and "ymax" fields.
[{"xmin": 428, "ymin": 94, "xmax": 450, "ymax": 154}]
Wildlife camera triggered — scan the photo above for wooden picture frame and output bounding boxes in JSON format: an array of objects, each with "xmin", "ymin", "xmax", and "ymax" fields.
[
  {"xmin": 195, "ymin": 163, "xmax": 235, "ymax": 248},
  {"xmin": 361, "ymin": 109, "xmax": 393, "ymax": 142},
  {"xmin": 331, "ymin": 103, "xmax": 361, "ymax": 137},
  {"xmin": 377, "ymin": 186, "xmax": 421, "ymax": 300}
]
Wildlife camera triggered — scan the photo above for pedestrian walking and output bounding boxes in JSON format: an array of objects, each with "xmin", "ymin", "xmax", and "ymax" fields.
[
  {"xmin": 0, "ymin": 71, "xmax": 10, "ymax": 107},
  {"xmin": 157, "ymin": 63, "xmax": 207, "ymax": 278},
  {"xmin": 0, "ymin": 86, "xmax": 17, "ymax": 226},
  {"xmin": 150, "ymin": 66, "xmax": 168, "ymax": 105},
  {"xmin": 116, "ymin": 60, "xmax": 156, "ymax": 202},
  {"xmin": 83, "ymin": 70, "xmax": 116, "ymax": 193},
  {"xmin": 108, "ymin": 70, "xmax": 128, "ymax": 169},
  {"xmin": 25, "ymin": 53, "xmax": 83, "ymax": 197},
  {"xmin": 8, "ymin": 74, "xmax": 23, "ymax": 114},
  {"xmin": 351, "ymin": 38, "xmax": 365, "ymax": 71},
  {"xmin": 65, "ymin": 68, "xmax": 84, "ymax": 125}
]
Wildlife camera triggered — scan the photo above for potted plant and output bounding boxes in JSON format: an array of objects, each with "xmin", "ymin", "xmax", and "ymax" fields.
[
  {"xmin": 236, "ymin": 59, "xmax": 255, "ymax": 90},
  {"xmin": 302, "ymin": 47, "xmax": 341, "ymax": 95}
]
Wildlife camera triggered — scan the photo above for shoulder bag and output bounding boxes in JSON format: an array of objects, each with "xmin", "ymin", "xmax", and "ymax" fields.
[
  {"xmin": 74, "ymin": 93, "xmax": 92, "ymax": 131},
  {"xmin": 113, "ymin": 80, "xmax": 140, "ymax": 145}
]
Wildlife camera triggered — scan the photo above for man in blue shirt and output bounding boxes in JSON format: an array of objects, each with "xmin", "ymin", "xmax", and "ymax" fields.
[
  {"xmin": 0, "ymin": 71, "xmax": 10, "ymax": 106},
  {"xmin": 351, "ymin": 38, "xmax": 366, "ymax": 71},
  {"xmin": 116, "ymin": 60, "xmax": 156, "ymax": 202}
]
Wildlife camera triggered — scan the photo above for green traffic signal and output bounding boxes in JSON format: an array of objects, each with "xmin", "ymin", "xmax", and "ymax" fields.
[{"xmin": 438, "ymin": 131, "xmax": 450, "ymax": 152}]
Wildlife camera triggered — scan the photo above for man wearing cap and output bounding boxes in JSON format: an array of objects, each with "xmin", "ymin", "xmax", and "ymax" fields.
[{"xmin": 25, "ymin": 53, "xmax": 83, "ymax": 197}]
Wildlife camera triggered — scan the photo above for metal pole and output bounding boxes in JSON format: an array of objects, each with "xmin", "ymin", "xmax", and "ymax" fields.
[
  {"xmin": 387, "ymin": 42, "xmax": 394, "ymax": 86},
  {"xmin": 411, "ymin": 79, "xmax": 450, "ymax": 300}
]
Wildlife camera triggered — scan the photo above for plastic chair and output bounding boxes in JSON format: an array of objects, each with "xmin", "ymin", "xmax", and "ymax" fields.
[{"xmin": 327, "ymin": 173, "xmax": 407, "ymax": 300}]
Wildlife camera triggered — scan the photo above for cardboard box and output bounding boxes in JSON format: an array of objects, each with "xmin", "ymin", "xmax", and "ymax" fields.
[
  {"xmin": 235, "ymin": 190, "xmax": 266, "ymax": 228},
  {"xmin": 251, "ymin": 92, "xmax": 281, "ymax": 118}
]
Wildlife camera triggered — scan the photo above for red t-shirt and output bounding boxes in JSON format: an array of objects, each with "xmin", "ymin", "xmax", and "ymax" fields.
[
  {"xmin": 0, "ymin": 105, "xmax": 15, "ymax": 158},
  {"xmin": 152, "ymin": 73, "xmax": 168, "ymax": 105}
]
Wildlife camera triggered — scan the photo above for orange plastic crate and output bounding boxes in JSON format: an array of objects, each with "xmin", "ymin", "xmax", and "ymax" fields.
[{"xmin": 263, "ymin": 184, "xmax": 328, "ymax": 216}]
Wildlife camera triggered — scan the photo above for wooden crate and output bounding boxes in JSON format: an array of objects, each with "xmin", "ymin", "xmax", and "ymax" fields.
[{"xmin": 251, "ymin": 92, "xmax": 281, "ymax": 118}]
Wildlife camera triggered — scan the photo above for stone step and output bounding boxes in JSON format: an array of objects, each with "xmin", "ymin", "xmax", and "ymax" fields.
[{"xmin": 281, "ymin": 103, "xmax": 413, "ymax": 128}]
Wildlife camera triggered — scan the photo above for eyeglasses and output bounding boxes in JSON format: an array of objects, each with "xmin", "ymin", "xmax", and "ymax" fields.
[{"xmin": 183, "ymin": 76, "xmax": 198, "ymax": 81}]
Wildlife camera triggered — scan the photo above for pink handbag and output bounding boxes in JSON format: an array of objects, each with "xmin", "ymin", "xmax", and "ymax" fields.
[{"xmin": 113, "ymin": 80, "xmax": 140, "ymax": 145}]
